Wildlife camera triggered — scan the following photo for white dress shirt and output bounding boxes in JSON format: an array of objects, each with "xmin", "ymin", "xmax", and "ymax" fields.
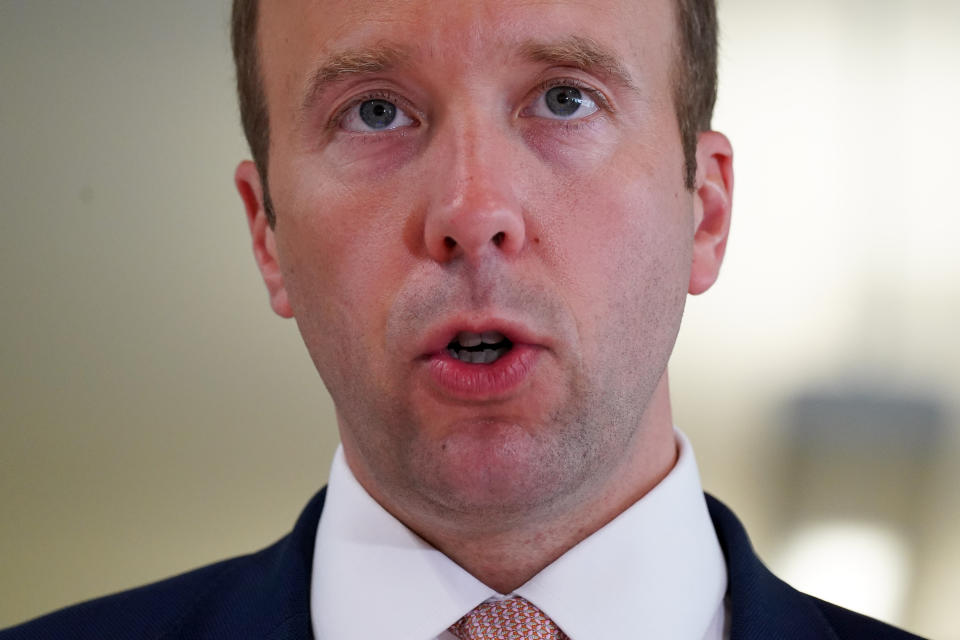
[{"xmin": 311, "ymin": 429, "xmax": 728, "ymax": 639}]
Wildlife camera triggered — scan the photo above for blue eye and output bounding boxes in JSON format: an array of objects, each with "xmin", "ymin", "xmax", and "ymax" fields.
[
  {"xmin": 341, "ymin": 98, "xmax": 415, "ymax": 132},
  {"xmin": 528, "ymin": 85, "xmax": 599, "ymax": 120},
  {"xmin": 360, "ymin": 100, "xmax": 396, "ymax": 128}
]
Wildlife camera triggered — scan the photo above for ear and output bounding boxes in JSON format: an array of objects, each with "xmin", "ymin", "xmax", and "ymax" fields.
[
  {"xmin": 688, "ymin": 131, "xmax": 734, "ymax": 295},
  {"xmin": 235, "ymin": 161, "xmax": 293, "ymax": 318}
]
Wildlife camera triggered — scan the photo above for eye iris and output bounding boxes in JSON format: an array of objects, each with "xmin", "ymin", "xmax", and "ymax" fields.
[
  {"xmin": 545, "ymin": 86, "xmax": 583, "ymax": 116},
  {"xmin": 358, "ymin": 99, "xmax": 397, "ymax": 129}
]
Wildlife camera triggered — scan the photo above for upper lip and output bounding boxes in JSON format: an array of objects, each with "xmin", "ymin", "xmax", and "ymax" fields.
[{"xmin": 414, "ymin": 314, "xmax": 551, "ymax": 359}]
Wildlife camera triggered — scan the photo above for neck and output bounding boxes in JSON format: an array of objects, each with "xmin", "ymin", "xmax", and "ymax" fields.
[
  {"xmin": 434, "ymin": 389, "xmax": 677, "ymax": 592},
  {"xmin": 347, "ymin": 376, "xmax": 678, "ymax": 594},
  {"xmin": 438, "ymin": 442, "xmax": 677, "ymax": 593}
]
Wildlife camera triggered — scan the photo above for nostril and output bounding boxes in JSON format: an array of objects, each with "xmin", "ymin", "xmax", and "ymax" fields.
[
  {"xmin": 492, "ymin": 231, "xmax": 505, "ymax": 247},
  {"xmin": 444, "ymin": 236, "xmax": 457, "ymax": 250}
]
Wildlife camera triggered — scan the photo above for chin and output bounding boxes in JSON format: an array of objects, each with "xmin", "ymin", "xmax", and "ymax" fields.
[{"xmin": 410, "ymin": 418, "xmax": 591, "ymax": 519}]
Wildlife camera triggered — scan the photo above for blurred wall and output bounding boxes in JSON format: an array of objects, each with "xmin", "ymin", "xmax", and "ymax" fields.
[
  {"xmin": 673, "ymin": 0, "xmax": 960, "ymax": 635},
  {"xmin": 1, "ymin": 1, "xmax": 957, "ymax": 637}
]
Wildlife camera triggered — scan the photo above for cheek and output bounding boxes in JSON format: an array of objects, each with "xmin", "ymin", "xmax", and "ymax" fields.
[
  {"xmin": 521, "ymin": 118, "xmax": 618, "ymax": 168},
  {"xmin": 274, "ymin": 169, "xmax": 415, "ymax": 384},
  {"xmin": 541, "ymin": 150, "xmax": 694, "ymax": 359}
]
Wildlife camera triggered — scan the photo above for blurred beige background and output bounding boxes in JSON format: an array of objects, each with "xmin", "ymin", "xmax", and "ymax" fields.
[{"xmin": 1, "ymin": 1, "xmax": 958, "ymax": 637}]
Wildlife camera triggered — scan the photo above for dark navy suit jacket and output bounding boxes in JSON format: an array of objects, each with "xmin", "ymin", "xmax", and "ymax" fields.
[{"xmin": 0, "ymin": 491, "xmax": 925, "ymax": 639}]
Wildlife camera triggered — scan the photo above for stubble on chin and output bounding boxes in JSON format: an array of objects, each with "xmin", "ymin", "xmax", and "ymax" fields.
[{"xmin": 332, "ymin": 256, "xmax": 676, "ymax": 536}]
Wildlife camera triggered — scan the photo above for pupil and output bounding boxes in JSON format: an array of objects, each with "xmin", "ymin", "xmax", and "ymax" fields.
[
  {"xmin": 359, "ymin": 99, "xmax": 397, "ymax": 129},
  {"xmin": 545, "ymin": 86, "xmax": 582, "ymax": 117}
]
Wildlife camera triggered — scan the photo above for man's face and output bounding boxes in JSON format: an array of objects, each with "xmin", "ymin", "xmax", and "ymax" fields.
[{"xmin": 242, "ymin": 0, "xmax": 730, "ymax": 529}]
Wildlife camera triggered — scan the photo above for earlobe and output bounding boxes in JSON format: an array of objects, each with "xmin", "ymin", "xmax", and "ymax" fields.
[
  {"xmin": 235, "ymin": 161, "xmax": 294, "ymax": 318},
  {"xmin": 688, "ymin": 131, "xmax": 734, "ymax": 295}
]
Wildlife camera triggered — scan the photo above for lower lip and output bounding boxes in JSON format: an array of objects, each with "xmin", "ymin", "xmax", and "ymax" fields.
[{"xmin": 424, "ymin": 344, "xmax": 541, "ymax": 400}]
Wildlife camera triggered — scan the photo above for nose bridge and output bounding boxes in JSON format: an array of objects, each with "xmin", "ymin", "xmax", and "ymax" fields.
[{"xmin": 424, "ymin": 105, "xmax": 525, "ymax": 262}]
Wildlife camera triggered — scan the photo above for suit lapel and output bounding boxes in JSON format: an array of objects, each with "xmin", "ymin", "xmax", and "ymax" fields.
[
  {"xmin": 258, "ymin": 487, "xmax": 327, "ymax": 639},
  {"xmin": 163, "ymin": 489, "xmax": 326, "ymax": 640},
  {"xmin": 706, "ymin": 494, "xmax": 840, "ymax": 640}
]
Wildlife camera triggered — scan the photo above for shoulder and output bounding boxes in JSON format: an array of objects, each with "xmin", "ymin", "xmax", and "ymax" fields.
[
  {"xmin": 0, "ymin": 488, "xmax": 326, "ymax": 640},
  {"xmin": 0, "ymin": 553, "xmax": 252, "ymax": 640},
  {"xmin": 809, "ymin": 597, "xmax": 926, "ymax": 640},
  {"xmin": 704, "ymin": 494, "xmax": 926, "ymax": 640}
]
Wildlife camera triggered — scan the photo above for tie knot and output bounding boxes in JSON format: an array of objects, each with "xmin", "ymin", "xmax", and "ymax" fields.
[{"xmin": 449, "ymin": 596, "xmax": 569, "ymax": 639}]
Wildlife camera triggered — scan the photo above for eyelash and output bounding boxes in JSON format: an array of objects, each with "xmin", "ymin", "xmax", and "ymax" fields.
[
  {"xmin": 328, "ymin": 90, "xmax": 421, "ymax": 132},
  {"xmin": 528, "ymin": 77, "xmax": 613, "ymax": 115},
  {"xmin": 329, "ymin": 77, "xmax": 612, "ymax": 132}
]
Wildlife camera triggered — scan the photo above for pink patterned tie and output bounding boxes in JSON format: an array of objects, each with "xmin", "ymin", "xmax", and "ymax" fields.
[{"xmin": 448, "ymin": 596, "xmax": 570, "ymax": 639}]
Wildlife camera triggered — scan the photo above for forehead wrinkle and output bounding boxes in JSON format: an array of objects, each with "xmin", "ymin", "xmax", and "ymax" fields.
[
  {"xmin": 298, "ymin": 42, "xmax": 410, "ymax": 115},
  {"xmin": 518, "ymin": 35, "xmax": 640, "ymax": 95}
]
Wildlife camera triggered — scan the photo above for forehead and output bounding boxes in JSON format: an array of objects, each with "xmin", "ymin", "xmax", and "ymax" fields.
[{"xmin": 257, "ymin": 0, "xmax": 677, "ymax": 98}]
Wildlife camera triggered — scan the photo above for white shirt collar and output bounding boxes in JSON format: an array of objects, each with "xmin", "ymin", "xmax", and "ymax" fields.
[{"xmin": 311, "ymin": 429, "xmax": 727, "ymax": 639}]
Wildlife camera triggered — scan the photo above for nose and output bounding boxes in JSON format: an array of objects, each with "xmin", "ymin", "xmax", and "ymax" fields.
[{"xmin": 423, "ymin": 128, "xmax": 526, "ymax": 263}]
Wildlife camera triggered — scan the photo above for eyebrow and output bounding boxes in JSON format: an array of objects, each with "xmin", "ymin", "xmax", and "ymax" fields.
[
  {"xmin": 299, "ymin": 43, "xmax": 409, "ymax": 114},
  {"xmin": 518, "ymin": 35, "xmax": 640, "ymax": 94},
  {"xmin": 298, "ymin": 35, "xmax": 638, "ymax": 116}
]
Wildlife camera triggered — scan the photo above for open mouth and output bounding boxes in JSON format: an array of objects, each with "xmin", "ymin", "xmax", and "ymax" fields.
[{"xmin": 446, "ymin": 330, "xmax": 514, "ymax": 364}]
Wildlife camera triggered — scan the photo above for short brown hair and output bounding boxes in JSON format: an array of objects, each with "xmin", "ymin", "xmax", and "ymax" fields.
[
  {"xmin": 231, "ymin": 0, "xmax": 718, "ymax": 226},
  {"xmin": 231, "ymin": 0, "xmax": 275, "ymax": 224},
  {"xmin": 673, "ymin": 0, "xmax": 719, "ymax": 190}
]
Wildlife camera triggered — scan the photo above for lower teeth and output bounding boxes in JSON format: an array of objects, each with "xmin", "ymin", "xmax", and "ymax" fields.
[{"xmin": 449, "ymin": 347, "xmax": 508, "ymax": 364}]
